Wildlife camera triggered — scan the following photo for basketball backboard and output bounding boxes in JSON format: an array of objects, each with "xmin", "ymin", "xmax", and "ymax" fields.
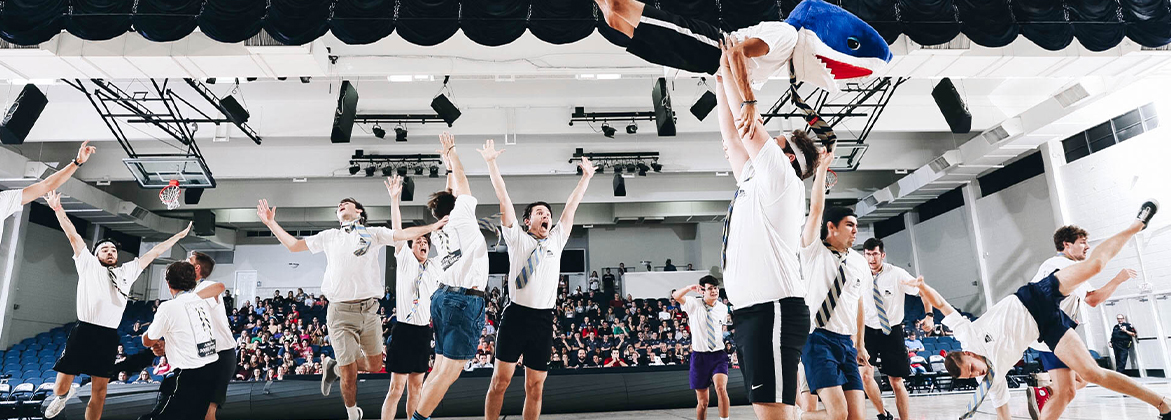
[{"xmin": 123, "ymin": 156, "xmax": 216, "ymax": 188}]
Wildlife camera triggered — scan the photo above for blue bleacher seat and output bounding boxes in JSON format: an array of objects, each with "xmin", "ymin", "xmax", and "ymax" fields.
[
  {"xmin": 22, "ymin": 370, "xmax": 40, "ymax": 379},
  {"xmin": 34, "ymin": 383, "xmax": 54, "ymax": 400},
  {"xmin": 9, "ymin": 344, "xmax": 26, "ymax": 352},
  {"xmin": 0, "ymin": 383, "xmax": 10, "ymax": 401},
  {"xmin": 21, "ymin": 378, "xmax": 42, "ymax": 386}
]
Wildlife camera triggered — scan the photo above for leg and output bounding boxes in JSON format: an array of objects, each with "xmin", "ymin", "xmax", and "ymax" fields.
[
  {"xmin": 484, "ymin": 360, "xmax": 517, "ymax": 420},
  {"xmin": 521, "ymin": 367, "xmax": 548, "ymax": 420},
  {"xmin": 1054, "ymin": 221, "xmax": 1143, "ymax": 296},
  {"xmin": 356, "ymin": 352, "xmax": 385, "ymax": 374},
  {"xmin": 592, "ymin": 0, "xmax": 644, "ymax": 37},
  {"xmin": 844, "ymin": 390, "xmax": 866, "ymax": 420},
  {"xmin": 383, "ymin": 373, "xmax": 408, "ymax": 420},
  {"xmin": 751, "ymin": 402, "xmax": 797, "ymax": 420},
  {"xmin": 802, "ymin": 386, "xmax": 848, "ymax": 420},
  {"xmin": 205, "ymin": 403, "xmax": 218, "ymax": 420},
  {"xmin": 695, "ymin": 389, "xmax": 711, "ymax": 420},
  {"xmin": 1053, "ymin": 330, "xmax": 1169, "ymax": 413},
  {"xmin": 860, "ymin": 364, "xmax": 887, "ymax": 415},
  {"xmin": 85, "ymin": 377, "xmax": 109, "ymax": 420},
  {"xmin": 1038, "ymin": 369, "xmax": 1077, "ymax": 420},
  {"xmin": 414, "ymin": 356, "xmax": 470, "ymax": 418},
  {"xmin": 713, "ymin": 373, "xmax": 730, "ymax": 419},
  {"xmin": 52, "ymin": 372, "xmax": 75, "ymax": 396},
  {"xmin": 889, "ymin": 376, "xmax": 910, "ymax": 420},
  {"xmin": 337, "ymin": 362, "xmax": 360, "ymax": 408},
  {"xmin": 406, "ymin": 373, "xmax": 425, "ymax": 418},
  {"xmin": 1116, "ymin": 346, "xmax": 1130, "ymax": 374}
]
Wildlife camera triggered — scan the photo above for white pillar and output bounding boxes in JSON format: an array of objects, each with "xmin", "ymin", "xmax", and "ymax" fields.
[{"xmin": 961, "ymin": 182, "xmax": 995, "ymax": 310}]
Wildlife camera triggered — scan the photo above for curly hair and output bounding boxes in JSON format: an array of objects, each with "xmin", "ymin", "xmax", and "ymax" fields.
[
  {"xmin": 1053, "ymin": 225, "xmax": 1088, "ymax": 251},
  {"xmin": 782, "ymin": 130, "xmax": 820, "ymax": 180}
]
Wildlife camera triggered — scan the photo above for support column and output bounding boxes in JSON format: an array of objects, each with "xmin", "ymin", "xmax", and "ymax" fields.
[
  {"xmin": 0, "ymin": 208, "xmax": 31, "ymax": 348},
  {"xmin": 961, "ymin": 182, "xmax": 994, "ymax": 311},
  {"xmin": 904, "ymin": 211, "xmax": 923, "ymax": 277}
]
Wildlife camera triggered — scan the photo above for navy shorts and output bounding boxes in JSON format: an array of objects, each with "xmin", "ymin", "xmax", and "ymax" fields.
[
  {"xmin": 430, "ymin": 287, "xmax": 486, "ymax": 361},
  {"xmin": 689, "ymin": 350, "xmax": 730, "ymax": 389},
  {"xmin": 1039, "ymin": 351, "xmax": 1069, "ymax": 371},
  {"xmin": 1014, "ymin": 274, "xmax": 1078, "ymax": 351},
  {"xmin": 801, "ymin": 328, "xmax": 864, "ymax": 393}
]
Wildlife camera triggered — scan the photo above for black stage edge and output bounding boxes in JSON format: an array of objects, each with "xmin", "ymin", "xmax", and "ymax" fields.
[{"xmin": 55, "ymin": 366, "xmax": 749, "ymax": 419}]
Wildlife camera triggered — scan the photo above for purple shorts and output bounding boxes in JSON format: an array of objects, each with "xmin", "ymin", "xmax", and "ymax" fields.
[{"xmin": 689, "ymin": 350, "xmax": 730, "ymax": 389}]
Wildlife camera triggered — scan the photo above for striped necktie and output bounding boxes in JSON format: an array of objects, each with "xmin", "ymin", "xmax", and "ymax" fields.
[
  {"xmin": 873, "ymin": 273, "xmax": 891, "ymax": 335},
  {"xmin": 789, "ymin": 61, "xmax": 837, "ymax": 150},
  {"xmin": 343, "ymin": 222, "xmax": 373, "ymax": 256},
  {"xmin": 515, "ymin": 234, "xmax": 547, "ymax": 290},
  {"xmin": 705, "ymin": 304, "xmax": 721, "ymax": 350},
  {"xmin": 960, "ymin": 360, "xmax": 995, "ymax": 419},
  {"xmin": 815, "ymin": 243, "xmax": 848, "ymax": 328},
  {"xmin": 108, "ymin": 267, "xmax": 132, "ymax": 300},
  {"xmin": 405, "ymin": 262, "xmax": 425, "ymax": 322},
  {"xmin": 721, "ymin": 166, "xmax": 754, "ymax": 270}
]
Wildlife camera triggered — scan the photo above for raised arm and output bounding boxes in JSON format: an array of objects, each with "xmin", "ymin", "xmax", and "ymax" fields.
[
  {"xmin": 559, "ymin": 156, "xmax": 596, "ymax": 228},
  {"xmin": 385, "ymin": 176, "xmax": 407, "ymax": 253},
  {"xmin": 1085, "ymin": 268, "xmax": 1137, "ymax": 307},
  {"xmin": 903, "ymin": 276, "xmax": 955, "ymax": 317},
  {"xmin": 672, "ymin": 284, "xmax": 699, "ymax": 306},
  {"xmin": 439, "ymin": 132, "xmax": 470, "ymax": 197},
  {"xmin": 801, "ymin": 151, "xmax": 834, "ymax": 247},
  {"xmin": 21, "ymin": 141, "xmax": 96, "ymax": 205},
  {"xmin": 391, "ymin": 216, "xmax": 449, "ymax": 242},
  {"xmin": 44, "ymin": 191, "xmax": 88, "ymax": 256},
  {"xmin": 478, "ymin": 139, "xmax": 517, "ymax": 227},
  {"xmin": 719, "ymin": 37, "xmax": 769, "ymax": 155},
  {"xmin": 140, "ymin": 222, "xmax": 193, "ymax": 266},
  {"xmin": 715, "ymin": 66, "xmax": 748, "ymax": 180},
  {"xmin": 197, "ymin": 282, "xmax": 226, "ymax": 302},
  {"xmin": 256, "ymin": 199, "xmax": 308, "ymax": 252}
]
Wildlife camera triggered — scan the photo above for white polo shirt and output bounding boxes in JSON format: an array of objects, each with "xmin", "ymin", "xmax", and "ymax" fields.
[
  {"xmin": 943, "ymin": 296, "xmax": 1039, "ymax": 409},
  {"xmin": 864, "ymin": 263, "xmax": 920, "ymax": 330},
  {"xmin": 146, "ymin": 292, "xmax": 220, "ymax": 370},
  {"xmin": 74, "ymin": 252, "xmax": 144, "ymax": 329},
  {"xmin": 0, "ymin": 190, "xmax": 21, "ymax": 240},
  {"xmin": 394, "ymin": 243, "xmax": 441, "ymax": 326},
  {"xmin": 194, "ymin": 280, "xmax": 236, "ymax": 352},
  {"xmin": 801, "ymin": 243, "xmax": 868, "ymax": 335},
  {"xmin": 305, "ymin": 225, "xmax": 395, "ymax": 302},
  {"xmin": 680, "ymin": 296, "xmax": 729, "ymax": 352},
  {"xmin": 430, "ymin": 195, "xmax": 489, "ymax": 290},
  {"xmin": 724, "ymin": 140, "xmax": 807, "ymax": 309},
  {"xmin": 503, "ymin": 222, "xmax": 570, "ymax": 310},
  {"xmin": 730, "ymin": 22, "xmax": 798, "ymax": 91},
  {"xmin": 1028, "ymin": 255, "xmax": 1083, "ymax": 352}
]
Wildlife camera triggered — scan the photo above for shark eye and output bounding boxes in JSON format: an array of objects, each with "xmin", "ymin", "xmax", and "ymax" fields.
[{"xmin": 847, "ymin": 37, "xmax": 861, "ymax": 50}]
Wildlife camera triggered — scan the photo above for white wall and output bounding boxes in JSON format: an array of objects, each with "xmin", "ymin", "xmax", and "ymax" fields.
[
  {"xmin": 881, "ymin": 228, "xmax": 916, "ymax": 275},
  {"xmin": 5, "ymin": 223, "xmax": 81, "ymax": 345},
  {"xmin": 586, "ymin": 224, "xmax": 702, "ymax": 273},
  {"xmin": 910, "ymin": 208, "xmax": 985, "ymax": 313},
  {"xmin": 974, "ymin": 175, "xmax": 1057, "ymax": 302}
]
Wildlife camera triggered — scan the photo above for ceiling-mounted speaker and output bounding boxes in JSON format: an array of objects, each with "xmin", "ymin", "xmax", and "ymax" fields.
[
  {"xmin": 0, "ymin": 84, "xmax": 47, "ymax": 145},
  {"xmin": 931, "ymin": 78, "xmax": 971, "ymax": 134},
  {"xmin": 690, "ymin": 91, "xmax": 717, "ymax": 121},
  {"xmin": 613, "ymin": 173, "xmax": 627, "ymax": 197},
  {"xmin": 331, "ymin": 81, "xmax": 359, "ymax": 143},
  {"xmin": 185, "ymin": 188, "xmax": 205, "ymax": 205},
  {"xmin": 193, "ymin": 210, "xmax": 215, "ymax": 237},
  {"xmin": 651, "ymin": 77, "xmax": 676, "ymax": 136},
  {"xmin": 402, "ymin": 177, "xmax": 415, "ymax": 202},
  {"xmin": 431, "ymin": 94, "xmax": 461, "ymax": 126}
]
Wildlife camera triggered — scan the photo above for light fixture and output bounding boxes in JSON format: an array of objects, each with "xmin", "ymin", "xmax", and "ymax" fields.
[
  {"xmin": 414, "ymin": 166, "xmax": 424, "ymax": 176},
  {"xmin": 651, "ymin": 161, "xmax": 663, "ymax": 172},
  {"xmin": 372, "ymin": 124, "xmax": 386, "ymax": 139},
  {"xmin": 626, "ymin": 122, "xmax": 638, "ymax": 134},
  {"xmin": 397, "ymin": 167, "xmax": 408, "ymax": 177},
  {"xmin": 601, "ymin": 123, "xmax": 616, "ymax": 138},
  {"xmin": 299, "ymin": 77, "xmax": 311, "ymax": 83},
  {"xmin": 627, "ymin": 164, "xmax": 637, "ymax": 174},
  {"xmin": 395, "ymin": 125, "xmax": 408, "ymax": 142},
  {"xmin": 636, "ymin": 162, "xmax": 650, "ymax": 176},
  {"xmin": 349, "ymin": 164, "xmax": 361, "ymax": 175},
  {"xmin": 382, "ymin": 166, "xmax": 395, "ymax": 177},
  {"xmin": 429, "ymin": 166, "xmax": 440, "ymax": 178},
  {"xmin": 364, "ymin": 166, "xmax": 376, "ymax": 177},
  {"xmin": 577, "ymin": 166, "xmax": 584, "ymax": 176}
]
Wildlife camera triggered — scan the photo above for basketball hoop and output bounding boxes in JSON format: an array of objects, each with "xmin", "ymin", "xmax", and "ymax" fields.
[
  {"xmin": 159, "ymin": 180, "xmax": 182, "ymax": 210},
  {"xmin": 825, "ymin": 169, "xmax": 838, "ymax": 194}
]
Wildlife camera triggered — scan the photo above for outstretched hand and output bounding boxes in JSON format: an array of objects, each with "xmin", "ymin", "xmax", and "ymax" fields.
[
  {"xmin": 257, "ymin": 199, "xmax": 277, "ymax": 225},
  {"xmin": 1115, "ymin": 268, "xmax": 1138, "ymax": 282},
  {"xmin": 178, "ymin": 222, "xmax": 193, "ymax": 238},
  {"xmin": 76, "ymin": 140, "xmax": 97, "ymax": 164},
  {"xmin": 579, "ymin": 156, "xmax": 597, "ymax": 178},
  {"xmin": 439, "ymin": 132, "xmax": 456, "ymax": 156},
  {"xmin": 816, "ymin": 150, "xmax": 834, "ymax": 172},
  {"xmin": 385, "ymin": 176, "xmax": 403, "ymax": 199},
  {"xmin": 44, "ymin": 191, "xmax": 63, "ymax": 211},
  {"xmin": 477, "ymin": 139, "xmax": 505, "ymax": 162},
  {"xmin": 901, "ymin": 276, "xmax": 924, "ymax": 289},
  {"xmin": 432, "ymin": 215, "xmax": 450, "ymax": 231}
]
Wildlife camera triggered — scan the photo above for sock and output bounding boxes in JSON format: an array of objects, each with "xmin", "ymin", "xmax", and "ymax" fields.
[
  {"xmin": 720, "ymin": 417, "xmax": 729, "ymax": 420},
  {"xmin": 411, "ymin": 411, "xmax": 429, "ymax": 420},
  {"xmin": 346, "ymin": 405, "xmax": 361, "ymax": 420}
]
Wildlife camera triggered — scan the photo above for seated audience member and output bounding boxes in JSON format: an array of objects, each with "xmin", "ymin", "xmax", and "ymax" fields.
[{"xmin": 905, "ymin": 331, "xmax": 926, "ymax": 352}]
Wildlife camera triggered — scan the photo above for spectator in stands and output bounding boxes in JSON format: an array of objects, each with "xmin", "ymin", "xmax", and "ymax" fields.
[
  {"xmin": 153, "ymin": 357, "xmax": 173, "ymax": 377},
  {"xmin": 602, "ymin": 269, "xmax": 616, "ymax": 296},
  {"xmin": 664, "ymin": 259, "xmax": 677, "ymax": 271},
  {"xmin": 618, "ymin": 262, "xmax": 627, "ymax": 273},
  {"xmin": 116, "ymin": 371, "xmax": 131, "ymax": 384},
  {"xmin": 686, "ymin": 263, "xmax": 694, "ymax": 271},
  {"xmin": 604, "ymin": 350, "xmax": 629, "ymax": 367},
  {"xmin": 135, "ymin": 370, "xmax": 155, "ymax": 384},
  {"xmin": 589, "ymin": 276, "xmax": 600, "ymax": 292},
  {"xmin": 905, "ymin": 332, "xmax": 925, "ymax": 352}
]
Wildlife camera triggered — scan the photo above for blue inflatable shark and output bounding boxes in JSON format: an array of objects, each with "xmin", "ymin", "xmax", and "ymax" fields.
[{"xmin": 780, "ymin": 0, "xmax": 893, "ymax": 92}]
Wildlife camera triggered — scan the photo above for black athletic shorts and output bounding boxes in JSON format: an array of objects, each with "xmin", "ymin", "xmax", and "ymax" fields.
[
  {"xmin": 1015, "ymin": 272, "xmax": 1078, "ymax": 351},
  {"xmin": 732, "ymin": 297, "xmax": 810, "ymax": 405},
  {"xmin": 208, "ymin": 350, "xmax": 236, "ymax": 407},
  {"xmin": 54, "ymin": 321, "xmax": 119, "ymax": 378},
  {"xmin": 495, "ymin": 303, "xmax": 556, "ymax": 371},
  {"xmin": 141, "ymin": 364, "xmax": 217, "ymax": 420},
  {"xmin": 864, "ymin": 324, "xmax": 911, "ymax": 378},
  {"xmin": 627, "ymin": 5, "xmax": 724, "ymax": 75},
  {"xmin": 387, "ymin": 322, "xmax": 433, "ymax": 374}
]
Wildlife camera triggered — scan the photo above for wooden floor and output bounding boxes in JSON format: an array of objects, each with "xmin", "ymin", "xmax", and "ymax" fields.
[{"xmin": 446, "ymin": 380, "xmax": 1171, "ymax": 420}]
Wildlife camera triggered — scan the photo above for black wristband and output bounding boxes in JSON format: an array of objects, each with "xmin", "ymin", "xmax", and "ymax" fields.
[
  {"xmin": 73, "ymin": 158, "xmax": 84, "ymax": 167},
  {"xmin": 742, "ymin": 100, "xmax": 757, "ymax": 105}
]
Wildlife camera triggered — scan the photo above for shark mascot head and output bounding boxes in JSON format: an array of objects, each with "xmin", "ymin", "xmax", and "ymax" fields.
[{"xmin": 782, "ymin": 0, "xmax": 892, "ymax": 92}]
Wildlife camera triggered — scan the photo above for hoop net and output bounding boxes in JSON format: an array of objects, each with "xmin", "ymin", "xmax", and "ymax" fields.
[
  {"xmin": 159, "ymin": 180, "xmax": 182, "ymax": 210},
  {"xmin": 825, "ymin": 169, "xmax": 838, "ymax": 194}
]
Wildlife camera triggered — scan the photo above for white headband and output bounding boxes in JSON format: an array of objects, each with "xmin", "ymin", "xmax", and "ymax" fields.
[{"xmin": 787, "ymin": 133, "xmax": 809, "ymax": 175}]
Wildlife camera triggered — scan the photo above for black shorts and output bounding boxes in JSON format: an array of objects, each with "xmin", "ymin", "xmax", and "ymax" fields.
[
  {"xmin": 208, "ymin": 350, "xmax": 236, "ymax": 407},
  {"xmin": 387, "ymin": 322, "xmax": 433, "ymax": 374},
  {"xmin": 732, "ymin": 297, "xmax": 810, "ymax": 405},
  {"xmin": 1015, "ymin": 273, "xmax": 1077, "ymax": 351},
  {"xmin": 142, "ymin": 364, "xmax": 217, "ymax": 420},
  {"xmin": 626, "ymin": 5, "xmax": 723, "ymax": 75},
  {"xmin": 864, "ymin": 325, "xmax": 911, "ymax": 378},
  {"xmin": 495, "ymin": 303, "xmax": 556, "ymax": 372},
  {"xmin": 54, "ymin": 321, "xmax": 119, "ymax": 378}
]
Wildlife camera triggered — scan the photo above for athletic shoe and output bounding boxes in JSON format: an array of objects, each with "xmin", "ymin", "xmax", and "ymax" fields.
[
  {"xmin": 1138, "ymin": 200, "xmax": 1159, "ymax": 230},
  {"xmin": 321, "ymin": 356, "xmax": 339, "ymax": 396},
  {"xmin": 1027, "ymin": 386, "xmax": 1051, "ymax": 420},
  {"xmin": 347, "ymin": 406, "xmax": 364, "ymax": 420},
  {"xmin": 42, "ymin": 386, "xmax": 77, "ymax": 419},
  {"xmin": 877, "ymin": 410, "xmax": 893, "ymax": 420}
]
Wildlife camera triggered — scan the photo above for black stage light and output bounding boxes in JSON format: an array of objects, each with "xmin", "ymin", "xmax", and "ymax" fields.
[
  {"xmin": 349, "ymin": 164, "xmax": 361, "ymax": 175},
  {"xmin": 364, "ymin": 166, "xmax": 376, "ymax": 177},
  {"xmin": 372, "ymin": 124, "xmax": 386, "ymax": 139},
  {"xmin": 429, "ymin": 166, "xmax": 440, "ymax": 178},
  {"xmin": 300, "ymin": 77, "xmax": 312, "ymax": 83},
  {"xmin": 414, "ymin": 166, "xmax": 424, "ymax": 176},
  {"xmin": 637, "ymin": 163, "xmax": 649, "ymax": 176},
  {"xmin": 651, "ymin": 162, "xmax": 663, "ymax": 172},
  {"xmin": 397, "ymin": 167, "xmax": 408, "ymax": 177},
  {"xmin": 601, "ymin": 123, "xmax": 616, "ymax": 138},
  {"xmin": 382, "ymin": 166, "xmax": 395, "ymax": 177},
  {"xmin": 395, "ymin": 125, "xmax": 408, "ymax": 142},
  {"xmin": 577, "ymin": 166, "xmax": 584, "ymax": 176},
  {"xmin": 626, "ymin": 122, "xmax": 638, "ymax": 134}
]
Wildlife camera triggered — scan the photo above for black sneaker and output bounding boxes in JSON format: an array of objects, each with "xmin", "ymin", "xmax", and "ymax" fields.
[
  {"xmin": 877, "ymin": 411, "xmax": 893, "ymax": 420},
  {"xmin": 1138, "ymin": 200, "xmax": 1159, "ymax": 230}
]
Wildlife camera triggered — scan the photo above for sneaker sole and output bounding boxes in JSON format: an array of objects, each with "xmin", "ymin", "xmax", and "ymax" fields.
[
  {"xmin": 1026, "ymin": 388, "xmax": 1040, "ymax": 420},
  {"xmin": 321, "ymin": 357, "xmax": 337, "ymax": 396},
  {"xmin": 1139, "ymin": 199, "xmax": 1160, "ymax": 229},
  {"xmin": 44, "ymin": 387, "xmax": 77, "ymax": 419}
]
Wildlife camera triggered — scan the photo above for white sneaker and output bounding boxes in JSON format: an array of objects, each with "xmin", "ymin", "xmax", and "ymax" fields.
[
  {"xmin": 346, "ymin": 405, "xmax": 364, "ymax": 420},
  {"xmin": 321, "ymin": 356, "xmax": 339, "ymax": 396},
  {"xmin": 43, "ymin": 386, "xmax": 78, "ymax": 419}
]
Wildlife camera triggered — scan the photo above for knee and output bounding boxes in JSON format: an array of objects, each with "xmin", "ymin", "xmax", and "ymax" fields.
[
  {"xmin": 524, "ymin": 380, "xmax": 544, "ymax": 398},
  {"xmin": 1052, "ymin": 384, "xmax": 1077, "ymax": 402},
  {"xmin": 489, "ymin": 376, "xmax": 512, "ymax": 393},
  {"xmin": 697, "ymin": 395, "xmax": 710, "ymax": 406},
  {"xmin": 389, "ymin": 382, "xmax": 406, "ymax": 396},
  {"xmin": 861, "ymin": 368, "xmax": 874, "ymax": 381},
  {"xmin": 1080, "ymin": 367, "xmax": 1108, "ymax": 384},
  {"xmin": 890, "ymin": 377, "xmax": 906, "ymax": 390}
]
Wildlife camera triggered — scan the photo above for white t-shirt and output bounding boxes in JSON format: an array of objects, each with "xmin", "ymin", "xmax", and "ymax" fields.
[
  {"xmin": 724, "ymin": 140, "xmax": 807, "ymax": 308},
  {"xmin": 394, "ymin": 244, "xmax": 441, "ymax": 326},
  {"xmin": 194, "ymin": 280, "xmax": 235, "ymax": 352},
  {"xmin": 942, "ymin": 297, "xmax": 1039, "ymax": 409},
  {"xmin": 1028, "ymin": 255, "xmax": 1084, "ymax": 352},
  {"xmin": 801, "ymin": 244, "xmax": 868, "ymax": 336},
  {"xmin": 503, "ymin": 222, "xmax": 570, "ymax": 310},
  {"xmin": 305, "ymin": 226, "xmax": 396, "ymax": 302},
  {"xmin": 729, "ymin": 22, "xmax": 798, "ymax": 90},
  {"xmin": 73, "ymin": 252, "xmax": 144, "ymax": 329},
  {"xmin": 146, "ymin": 292, "xmax": 220, "ymax": 370},
  {"xmin": 864, "ymin": 263, "xmax": 920, "ymax": 330},
  {"xmin": 430, "ymin": 195, "xmax": 489, "ymax": 290},
  {"xmin": 0, "ymin": 190, "xmax": 21, "ymax": 241},
  {"xmin": 680, "ymin": 296, "xmax": 729, "ymax": 352}
]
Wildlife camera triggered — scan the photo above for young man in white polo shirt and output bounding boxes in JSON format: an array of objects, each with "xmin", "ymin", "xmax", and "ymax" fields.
[
  {"xmin": 1024, "ymin": 225, "xmax": 1136, "ymax": 420},
  {"xmin": 381, "ymin": 175, "xmax": 443, "ymax": 420},
  {"xmin": 479, "ymin": 140, "xmax": 596, "ymax": 420},
  {"xmin": 411, "ymin": 132, "xmax": 490, "ymax": 420},
  {"xmin": 673, "ymin": 276, "xmax": 732, "ymax": 420},
  {"xmin": 713, "ymin": 38, "xmax": 821, "ymax": 420},
  {"xmin": 140, "ymin": 261, "xmax": 221, "ymax": 420},
  {"xmin": 914, "ymin": 202, "xmax": 1171, "ymax": 420},
  {"xmin": 257, "ymin": 194, "xmax": 447, "ymax": 420},
  {"xmin": 860, "ymin": 238, "xmax": 931, "ymax": 420},
  {"xmin": 0, "ymin": 141, "xmax": 96, "ymax": 244},
  {"xmin": 42, "ymin": 191, "xmax": 192, "ymax": 419}
]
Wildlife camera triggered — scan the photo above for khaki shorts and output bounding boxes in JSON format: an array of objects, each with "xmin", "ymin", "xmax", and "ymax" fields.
[{"xmin": 327, "ymin": 298, "xmax": 384, "ymax": 366}]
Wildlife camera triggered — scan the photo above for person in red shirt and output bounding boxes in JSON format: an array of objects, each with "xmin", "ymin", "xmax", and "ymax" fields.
[{"xmin": 604, "ymin": 350, "xmax": 628, "ymax": 368}]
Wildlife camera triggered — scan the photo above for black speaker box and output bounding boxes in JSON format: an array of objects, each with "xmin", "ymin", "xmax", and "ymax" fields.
[
  {"xmin": 932, "ymin": 78, "xmax": 971, "ymax": 134},
  {"xmin": 402, "ymin": 177, "xmax": 415, "ymax": 202},
  {"xmin": 690, "ymin": 91, "xmax": 717, "ymax": 121},
  {"xmin": 219, "ymin": 95, "xmax": 250, "ymax": 125},
  {"xmin": 431, "ymin": 94, "xmax": 461, "ymax": 126},
  {"xmin": 193, "ymin": 210, "xmax": 216, "ymax": 237},
  {"xmin": 651, "ymin": 78, "xmax": 676, "ymax": 136},
  {"xmin": 612, "ymin": 173, "xmax": 626, "ymax": 197},
  {"xmin": 0, "ymin": 84, "xmax": 48, "ymax": 145},
  {"xmin": 185, "ymin": 188, "xmax": 205, "ymax": 205},
  {"xmin": 331, "ymin": 81, "xmax": 359, "ymax": 143}
]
